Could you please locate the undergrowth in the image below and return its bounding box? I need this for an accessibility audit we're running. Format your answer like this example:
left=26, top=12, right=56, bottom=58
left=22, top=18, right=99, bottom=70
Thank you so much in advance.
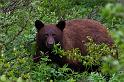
left=30, top=37, right=120, bottom=82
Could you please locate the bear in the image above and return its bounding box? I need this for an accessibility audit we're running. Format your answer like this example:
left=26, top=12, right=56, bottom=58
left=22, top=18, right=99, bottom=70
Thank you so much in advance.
left=33, top=19, right=116, bottom=72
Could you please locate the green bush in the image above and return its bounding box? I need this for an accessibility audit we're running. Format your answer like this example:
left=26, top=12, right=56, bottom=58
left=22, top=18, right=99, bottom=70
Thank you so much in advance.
left=52, top=36, right=118, bottom=72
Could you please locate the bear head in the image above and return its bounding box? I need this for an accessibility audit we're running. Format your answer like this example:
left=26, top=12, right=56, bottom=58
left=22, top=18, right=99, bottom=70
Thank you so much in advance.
left=35, top=20, right=65, bottom=51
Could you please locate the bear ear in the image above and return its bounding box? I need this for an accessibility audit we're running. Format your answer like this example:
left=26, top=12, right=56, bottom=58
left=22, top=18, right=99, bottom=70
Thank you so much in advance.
left=35, top=20, right=44, bottom=31
left=56, top=20, right=66, bottom=31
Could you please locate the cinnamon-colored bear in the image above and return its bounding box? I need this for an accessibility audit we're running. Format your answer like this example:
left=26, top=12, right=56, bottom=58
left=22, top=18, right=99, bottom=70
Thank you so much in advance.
left=33, top=19, right=115, bottom=72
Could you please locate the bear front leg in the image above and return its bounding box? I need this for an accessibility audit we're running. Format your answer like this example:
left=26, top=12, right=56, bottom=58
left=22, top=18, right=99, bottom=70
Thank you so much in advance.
left=33, top=48, right=41, bottom=63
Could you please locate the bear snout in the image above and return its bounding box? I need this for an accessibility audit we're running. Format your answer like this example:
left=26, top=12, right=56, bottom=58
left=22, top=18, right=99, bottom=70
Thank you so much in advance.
left=46, top=36, right=55, bottom=49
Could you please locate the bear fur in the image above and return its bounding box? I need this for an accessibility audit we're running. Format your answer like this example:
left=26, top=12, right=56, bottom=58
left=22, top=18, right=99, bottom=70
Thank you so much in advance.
left=33, top=19, right=115, bottom=72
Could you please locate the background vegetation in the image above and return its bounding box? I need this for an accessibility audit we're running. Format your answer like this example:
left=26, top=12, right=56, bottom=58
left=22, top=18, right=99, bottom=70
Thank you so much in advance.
left=0, top=0, right=124, bottom=82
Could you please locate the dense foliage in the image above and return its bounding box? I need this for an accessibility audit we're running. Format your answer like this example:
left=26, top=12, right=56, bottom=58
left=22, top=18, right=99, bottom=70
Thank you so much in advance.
left=0, top=0, right=124, bottom=82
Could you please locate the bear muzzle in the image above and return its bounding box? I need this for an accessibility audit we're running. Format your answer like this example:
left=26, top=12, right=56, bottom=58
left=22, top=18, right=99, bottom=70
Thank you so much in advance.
left=46, top=36, right=55, bottom=49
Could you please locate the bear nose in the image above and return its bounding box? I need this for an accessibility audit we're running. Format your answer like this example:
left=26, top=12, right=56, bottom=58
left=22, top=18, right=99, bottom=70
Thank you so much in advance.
left=48, top=37, right=54, bottom=44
